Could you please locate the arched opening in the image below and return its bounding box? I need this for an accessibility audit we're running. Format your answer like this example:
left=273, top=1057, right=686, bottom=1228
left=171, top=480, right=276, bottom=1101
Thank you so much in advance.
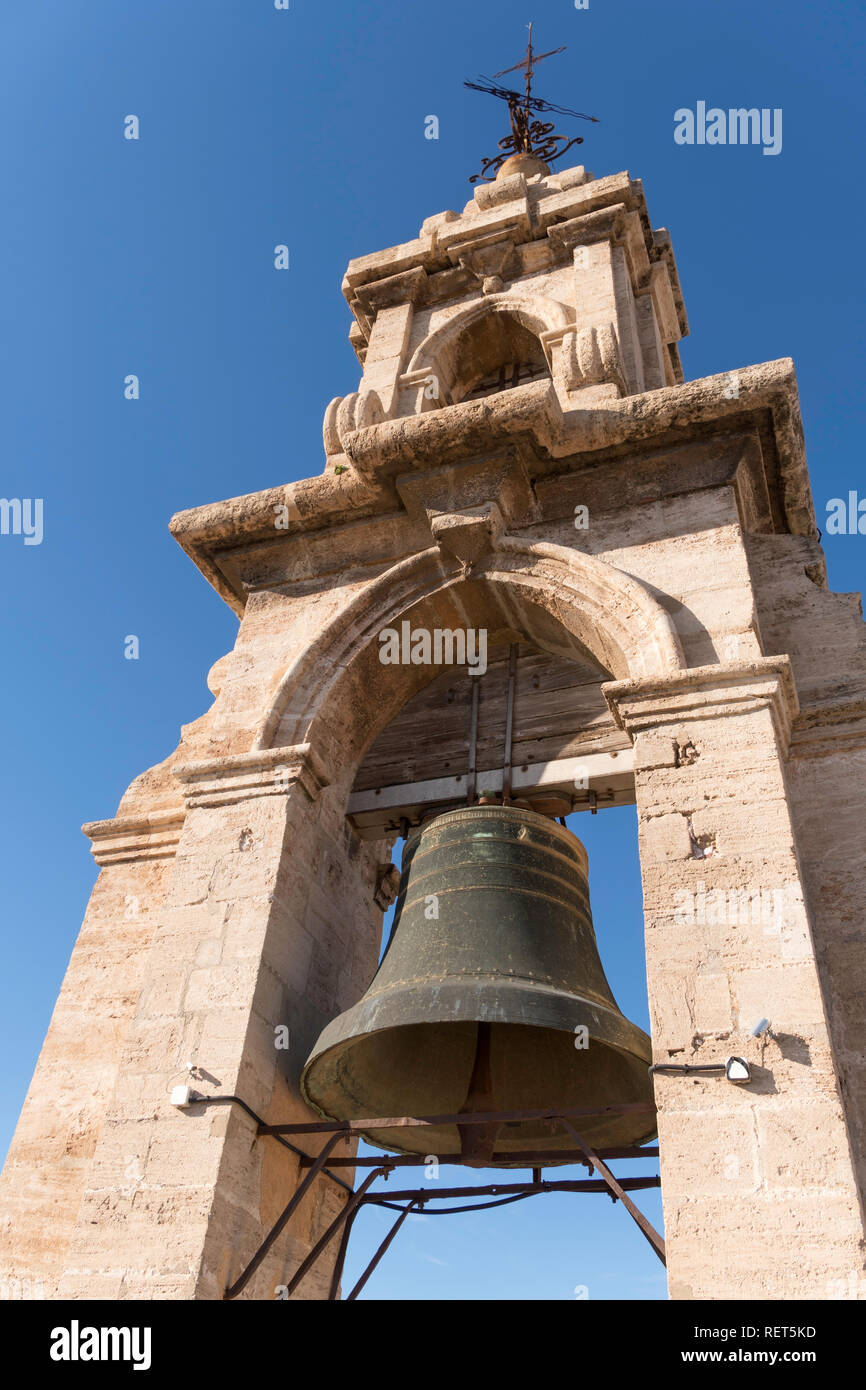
left=323, top=626, right=662, bottom=1299
left=260, top=541, right=684, bottom=760
left=256, top=546, right=681, bottom=1298
left=451, top=314, right=551, bottom=403
left=403, top=295, right=570, bottom=413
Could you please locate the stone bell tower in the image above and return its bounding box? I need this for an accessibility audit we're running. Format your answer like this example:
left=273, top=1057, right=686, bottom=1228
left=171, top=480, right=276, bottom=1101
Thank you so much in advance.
left=2, top=151, right=866, bottom=1301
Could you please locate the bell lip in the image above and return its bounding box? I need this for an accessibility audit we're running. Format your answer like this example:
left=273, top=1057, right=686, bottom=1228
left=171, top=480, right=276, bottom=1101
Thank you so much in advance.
left=350, top=1119, right=660, bottom=1163
left=300, top=980, right=654, bottom=1142
left=302, top=976, right=651, bottom=1068
left=300, top=1008, right=658, bottom=1159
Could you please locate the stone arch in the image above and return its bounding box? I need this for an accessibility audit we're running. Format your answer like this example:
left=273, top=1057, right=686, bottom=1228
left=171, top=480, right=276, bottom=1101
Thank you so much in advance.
left=406, top=294, right=570, bottom=405
left=256, top=539, right=685, bottom=767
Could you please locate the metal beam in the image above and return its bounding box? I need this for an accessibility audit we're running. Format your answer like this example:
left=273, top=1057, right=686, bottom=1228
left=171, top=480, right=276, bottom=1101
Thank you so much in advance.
left=346, top=748, right=635, bottom=838
left=259, top=1101, right=655, bottom=1138
left=297, top=1145, right=660, bottom=1168
left=560, top=1119, right=667, bottom=1266
left=223, top=1131, right=343, bottom=1299
left=363, top=1176, right=660, bottom=1202
left=284, top=1167, right=385, bottom=1298
left=345, top=1200, right=419, bottom=1301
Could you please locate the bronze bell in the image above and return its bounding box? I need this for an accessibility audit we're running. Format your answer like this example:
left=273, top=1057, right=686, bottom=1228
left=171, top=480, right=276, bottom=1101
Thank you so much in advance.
left=301, top=805, right=655, bottom=1163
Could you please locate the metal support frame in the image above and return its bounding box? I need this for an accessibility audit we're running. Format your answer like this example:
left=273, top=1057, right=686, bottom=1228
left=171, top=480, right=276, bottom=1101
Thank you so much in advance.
left=223, top=1131, right=344, bottom=1299
left=216, top=1099, right=664, bottom=1300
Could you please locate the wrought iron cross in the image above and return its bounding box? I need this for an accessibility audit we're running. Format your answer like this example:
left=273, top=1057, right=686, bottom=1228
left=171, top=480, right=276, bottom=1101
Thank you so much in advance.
left=465, top=23, right=598, bottom=184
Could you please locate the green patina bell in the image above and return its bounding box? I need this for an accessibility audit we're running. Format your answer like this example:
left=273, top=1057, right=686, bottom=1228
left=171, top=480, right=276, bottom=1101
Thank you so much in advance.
left=301, top=805, right=655, bottom=1164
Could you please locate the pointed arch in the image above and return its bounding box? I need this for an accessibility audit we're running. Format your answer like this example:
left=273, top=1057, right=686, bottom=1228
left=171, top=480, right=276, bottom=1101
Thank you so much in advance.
left=256, top=539, right=685, bottom=756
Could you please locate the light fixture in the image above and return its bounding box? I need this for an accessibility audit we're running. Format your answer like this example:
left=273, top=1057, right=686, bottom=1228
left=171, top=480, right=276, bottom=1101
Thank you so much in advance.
left=725, top=1056, right=751, bottom=1084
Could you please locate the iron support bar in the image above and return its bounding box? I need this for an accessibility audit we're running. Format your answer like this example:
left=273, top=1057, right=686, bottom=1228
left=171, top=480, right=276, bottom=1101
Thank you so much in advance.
left=184, top=1092, right=353, bottom=1195
left=259, top=1101, right=654, bottom=1138
left=560, top=1119, right=667, bottom=1266
left=502, top=642, right=517, bottom=800
left=223, top=1131, right=343, bottom=1300
left=362, top=1176, right=660, bottom=1203
left=327, top=1203, right=360, bottom=1301
left=283, top=1167, right=385, bottom=1298
left=297, top=1145, right=659, bottom=1168
left=466, top=679, right=480, bottom=804
left=345, top=1200, right=419, bottom=1301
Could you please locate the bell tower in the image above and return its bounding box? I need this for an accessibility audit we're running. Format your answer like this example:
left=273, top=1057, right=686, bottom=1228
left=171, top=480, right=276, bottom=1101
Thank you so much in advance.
left=2, top=146, right=866, bottom=1300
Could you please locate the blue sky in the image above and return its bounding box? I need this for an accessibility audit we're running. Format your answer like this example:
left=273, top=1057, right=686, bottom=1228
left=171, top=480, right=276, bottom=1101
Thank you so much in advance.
left=0, top=0, right=863, bottom=1300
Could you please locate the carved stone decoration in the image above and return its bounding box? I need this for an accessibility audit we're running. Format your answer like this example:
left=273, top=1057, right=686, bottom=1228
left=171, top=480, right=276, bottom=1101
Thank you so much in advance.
left=562, top=322, right=626, bottom=395
left=456, top=239, right=516, bottom=295
left=396, top=449, right=537, bottom=540
left=323, top=388, right=385, bottom=458
left=374, top=862, right=401, bottom=910
left=428, top=502, right=505, bottom=568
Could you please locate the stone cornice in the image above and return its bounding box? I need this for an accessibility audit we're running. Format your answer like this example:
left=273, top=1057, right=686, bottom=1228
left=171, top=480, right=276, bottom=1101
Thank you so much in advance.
left=169, top=358, right=812, bottom=614
left=602, top=656, right=800, bottom=755
left=341, top=169, right=685, bottom=337
left=172, top=744, right=330, bottom=809
left=790, top=680, right=866, bottom=757
left=82, top=808, right=186, bottom=867
left=81, top=747, right=332, bottom=862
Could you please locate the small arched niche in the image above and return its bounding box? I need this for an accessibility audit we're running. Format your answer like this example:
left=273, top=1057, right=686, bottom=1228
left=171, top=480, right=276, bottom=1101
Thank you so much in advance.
left=451, top=314, right=551, bottom=403
left=405, top=298, right=566, bottom=411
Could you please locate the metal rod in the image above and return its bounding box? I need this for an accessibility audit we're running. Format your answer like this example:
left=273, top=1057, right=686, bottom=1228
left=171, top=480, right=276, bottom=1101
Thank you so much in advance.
left=223, top=1131, right=343, bottom=1300
left=466, top=679, right=480, bottom=804
left=502, top=642, right=517, bottom=800
left=259, top=1101, right=655, bottom=1138
left=284, top=1167, right=385, bottom=1298
left=560, top=1119, right=667, bottom=1266
left=186, top=1093, right=353, bottom=1194
left=375, top=1191, right=534, bottom=1216
left=327, top=1203, right=359, bottom=1302
left=362, top=1176, right=660, bottom=1203
left=297, top=1145, right=660, bottom=1168
left=345, top=1201, right=419, bottom=1301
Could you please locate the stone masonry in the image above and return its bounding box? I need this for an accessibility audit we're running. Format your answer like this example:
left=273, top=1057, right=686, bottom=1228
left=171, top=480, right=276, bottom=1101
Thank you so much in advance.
left=1, top=157, right=864, bottom=1299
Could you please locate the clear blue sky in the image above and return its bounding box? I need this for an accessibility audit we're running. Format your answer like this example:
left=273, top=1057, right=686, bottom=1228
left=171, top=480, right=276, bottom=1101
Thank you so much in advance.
left=0, top=0, right=863, bottom=1300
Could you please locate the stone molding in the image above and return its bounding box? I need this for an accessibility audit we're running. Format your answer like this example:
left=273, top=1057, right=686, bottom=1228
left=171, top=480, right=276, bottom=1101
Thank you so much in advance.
left=603, top=656, right=800, bottom=754
left=81, top=746, right=332, bottom=862
left=82, top=808, right=186, bottom=867
left=169, top=358, right=814, bottom=615
left=791, top=682, right=866, bottom=757
left=173, top=744, right=330, bottom=809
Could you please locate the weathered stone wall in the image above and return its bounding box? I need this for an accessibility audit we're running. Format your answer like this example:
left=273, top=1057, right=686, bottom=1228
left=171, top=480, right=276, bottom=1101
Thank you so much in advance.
left=2, top=158, right=864, bottom=1300
left=606, top=662, right=866, bottom=1298
left=0, top=855, right=173, bottom=1296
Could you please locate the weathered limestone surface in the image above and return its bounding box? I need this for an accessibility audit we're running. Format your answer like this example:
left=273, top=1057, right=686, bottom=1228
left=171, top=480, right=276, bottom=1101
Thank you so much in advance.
left=606, top=661, right=866, bottom=1298
left=1, top=159, right=864, bottom=1300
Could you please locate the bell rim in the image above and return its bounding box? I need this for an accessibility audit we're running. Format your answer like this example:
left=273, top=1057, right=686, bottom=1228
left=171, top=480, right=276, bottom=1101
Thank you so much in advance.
left=302, top=986, right=652, bottom=1072
left=300, top=1006, right=657, bottom=1160
left=300, top=979, right=654, bottom=1119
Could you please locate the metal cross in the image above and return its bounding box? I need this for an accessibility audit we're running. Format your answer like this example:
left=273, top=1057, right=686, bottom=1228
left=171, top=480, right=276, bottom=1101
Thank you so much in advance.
left=464, top=24, right=598, bottom=183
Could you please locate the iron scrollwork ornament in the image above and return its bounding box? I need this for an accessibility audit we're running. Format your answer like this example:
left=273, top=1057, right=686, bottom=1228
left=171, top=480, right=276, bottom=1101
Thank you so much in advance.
left=465, top=26, right=598, bottom=185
